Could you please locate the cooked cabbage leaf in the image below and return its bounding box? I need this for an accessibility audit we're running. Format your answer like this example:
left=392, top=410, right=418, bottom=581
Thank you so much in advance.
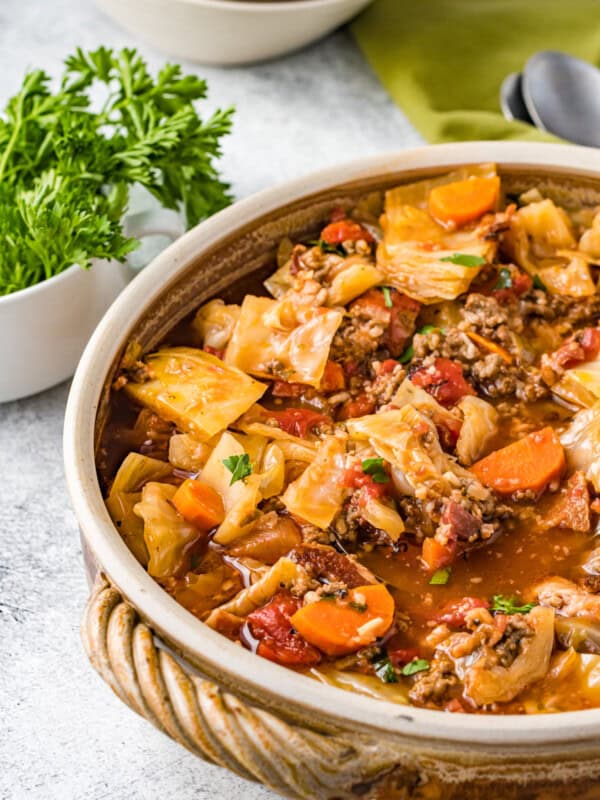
left=346, top=406, right=450, bottom=494
left=109, top=451, right=173, bottom=496
left=168, top=434, right=212, bottom=472
left=456, top=395, right=499, bottom=466
left=225, top=296, right=342, bottom=388
left=282, top=434, right=348, bottom=528
left=377, top=204, right=496, bottom=303
left=124, top=347, right=267, bottom=441
left=309, top=666, right=409, bottom=705
left=361, top=496, right=405, bottom=542
left=105, top=490, right=148, bottom=566
left=561, top=404, right=600, bottom=492
left=200, top=431, right=262, bottom=544
left=192, top=299, right=240, bottom=351
left=326, top=256, right=383, bottom=306
left=134, top=482, right=201, bottom=579
left=204, top=557, right=309, bottom=625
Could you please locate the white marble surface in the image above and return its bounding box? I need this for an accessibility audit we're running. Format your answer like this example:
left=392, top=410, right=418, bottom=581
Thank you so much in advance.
left=0, top=4, right=421, bottom=799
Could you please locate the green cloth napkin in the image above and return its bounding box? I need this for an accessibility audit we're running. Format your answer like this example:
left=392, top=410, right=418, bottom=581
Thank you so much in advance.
left=352, top=0, right=600, bottom=143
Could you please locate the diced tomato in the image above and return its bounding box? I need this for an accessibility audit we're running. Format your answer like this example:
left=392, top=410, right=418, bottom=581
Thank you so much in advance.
left=320, top=219, right=374, bottom=245
left=409, top=358, right=475, bottom=408
left=320, top=360, right=346, bottom=392
left=492, top=271, right=532, bottom=304
left=445, top=698, right=467, bottom=713
left=203, top=345, right=225, bottom=359
left=434, top=597, right=490, bottom=627
left=378, top=359, right=399, bottom=375
left=343, top=462, right=389, bottom=500
left=343, top=360, right=361, bottom=378
left=547, top=327, right=600, bottom=371
left=270, top=407, right=331, bottom=438
left=581, top=327, right=600, bottom=359
left=337, top=393, right=376, bottom=420
left=271, top=381, right=306, bottom=398
left=350, top=288, right=421, bottom=357
left=247, top=592, right=321, bottom=667
left=436, top=416, right=463, bottom=450
left=388, top=648, right=421, bottom=668
left=541, top=471, right=591, bottom=533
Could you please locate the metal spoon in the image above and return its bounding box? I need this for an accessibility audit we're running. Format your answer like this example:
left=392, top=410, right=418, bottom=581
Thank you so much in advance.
left=523, top=50, right=600, bottom=146
left=500, top=72, right=534, bottom=125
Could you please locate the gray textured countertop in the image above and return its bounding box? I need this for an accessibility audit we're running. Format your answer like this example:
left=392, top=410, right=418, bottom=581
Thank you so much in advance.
left=0, top=3, right=421, bottom=798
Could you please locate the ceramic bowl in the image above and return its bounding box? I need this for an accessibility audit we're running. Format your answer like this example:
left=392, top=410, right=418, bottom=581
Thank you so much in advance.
left=96, top=0, right=374, bottom=66
left=0, top=204, right=182, bottom=404
left=65, top=142, right=600, bottom=798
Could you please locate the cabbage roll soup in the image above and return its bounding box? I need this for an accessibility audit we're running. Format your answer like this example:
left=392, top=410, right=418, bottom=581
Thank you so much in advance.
left=100, top=164, right=600, bottom=714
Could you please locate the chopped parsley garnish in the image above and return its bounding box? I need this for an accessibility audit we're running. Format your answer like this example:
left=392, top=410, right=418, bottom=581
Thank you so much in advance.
left=397, top=344, right=414, bottom=364
left=381, top=286, right=393, bottom=308
left=222, top=453, right=252, bottom=485
left=349, top=601, right=368, bottom=613
left=533, top=274, right=548, bottom=291
left=311, top=238, right=345, bottom=256
left=493, top=268, right=513, bottom=290
left=401, top=658, right=430, bottom=676
left=490, top=594, right=536, bottom=615
left=361, top=457, right=389, bottom=484
left=429, top=567, right=451, bottom=586
left=373, top=657, right=398, bottom=684
left=319, top=593, right=338, bottom=601
left=440, top=253, right=487, bottom=268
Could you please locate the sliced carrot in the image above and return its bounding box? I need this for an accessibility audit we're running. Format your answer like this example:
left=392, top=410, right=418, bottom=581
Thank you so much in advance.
left=466, top=331, right=513, bottom=364
left=428, top=176, right=500, bottom=227
left=320, top=359, right=345, bottom=392
left=290, top=584, right=394, bottom=656
left=172, top=478, right=225, bottom=530
left=422, top=537, right=456, bottom=572
left=471, top=427, right=566, bottom=496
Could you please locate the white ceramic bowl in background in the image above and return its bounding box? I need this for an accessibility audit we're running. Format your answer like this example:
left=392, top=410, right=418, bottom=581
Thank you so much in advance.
left=0, top=204, right=182, bottom=404
left=96, top=0, right=374, bottom=66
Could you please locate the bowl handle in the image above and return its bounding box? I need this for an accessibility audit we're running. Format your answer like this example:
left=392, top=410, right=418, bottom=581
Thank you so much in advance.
left=81, top=573, right=401, bottom=798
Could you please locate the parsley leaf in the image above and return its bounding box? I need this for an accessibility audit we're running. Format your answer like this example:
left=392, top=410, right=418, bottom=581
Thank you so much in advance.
left=349, top=601, right=368, bottom=613
left=429, top=567, right=451, bottom=586
left=222, top=453, right=252, bottom=485
left=533, top=274, right=548, bottom=292
left=490, top=595, right=536, bottom=615
left=381, top=286, right=393, bottom=308
left=401, top=658, right=430, bottom=676
left=311, top=238, right=345, bottom=256
left=440, top=253, right=487, bottom=268
left=362, top=457, right=389, bottom=484
left=0, top=47, right=234, bottom=296
left=373, top=657, right=398, bottom=684
left=397, top=344, right=414, bottom=365
left=493, top=268, right=513, bottom=290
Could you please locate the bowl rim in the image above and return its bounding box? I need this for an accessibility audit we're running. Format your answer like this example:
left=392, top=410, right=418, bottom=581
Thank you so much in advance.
left=141, top=0, right=371, bottom=12
left=65, top=140, right=600, bottom=748
left=0, top=263, right=83, bottom=308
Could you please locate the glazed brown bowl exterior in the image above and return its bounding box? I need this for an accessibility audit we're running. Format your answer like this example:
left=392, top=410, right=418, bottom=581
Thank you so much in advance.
left=65, top=142, right=600, bottom=799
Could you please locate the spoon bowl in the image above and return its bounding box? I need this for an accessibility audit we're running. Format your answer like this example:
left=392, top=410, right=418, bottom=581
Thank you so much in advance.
left=523, top=50, right=600, bottom=147
left=500, top=72, right=533, bottom=124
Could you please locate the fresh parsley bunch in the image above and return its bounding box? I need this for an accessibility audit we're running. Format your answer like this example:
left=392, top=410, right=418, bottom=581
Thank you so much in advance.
left=0, top=47, right=234, bottom=296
